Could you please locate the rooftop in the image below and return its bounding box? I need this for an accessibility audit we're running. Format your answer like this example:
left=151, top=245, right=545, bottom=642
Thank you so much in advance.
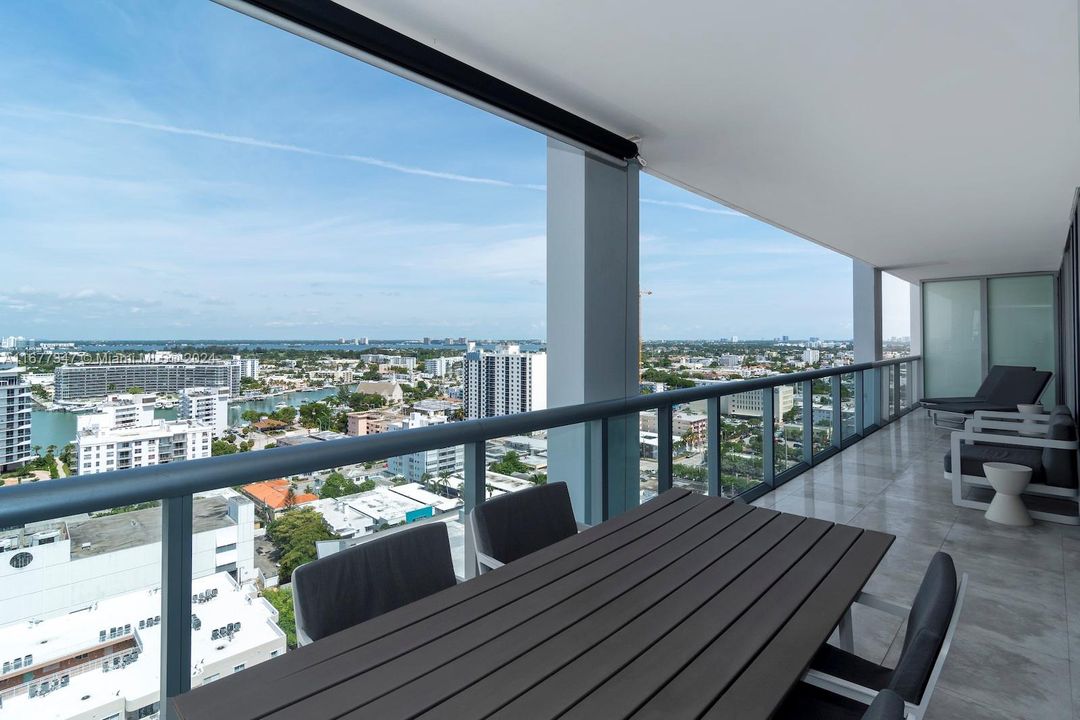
left=67, top=496, right=235, bottom=559
left=0, top=572, right=284, bottom=719
left=241, top=479, right=318, bottom=511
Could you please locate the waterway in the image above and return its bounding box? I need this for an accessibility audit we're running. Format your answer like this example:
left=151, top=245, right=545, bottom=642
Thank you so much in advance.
left=30, top=386, right=342, bottom=452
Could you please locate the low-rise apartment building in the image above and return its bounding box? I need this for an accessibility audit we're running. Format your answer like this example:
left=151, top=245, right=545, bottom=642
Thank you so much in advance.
left=76, top=419, right=212, bottom=475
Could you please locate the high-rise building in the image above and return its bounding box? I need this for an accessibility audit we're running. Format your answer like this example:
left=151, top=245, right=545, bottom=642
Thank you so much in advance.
left=387, top=413, right=464, bottom=482
left=802, top=348, right=822, bottom=364
left=179, top=387, right=231, bottom=436
left=76, top=419, right=212, bottom=475
left=463, top=344, right=547, bottom=419
left=231, top=355, right=260, bottom=380
left=0, top=363, right=33, bottom=473
left=54, top=361, right=241, bottom=400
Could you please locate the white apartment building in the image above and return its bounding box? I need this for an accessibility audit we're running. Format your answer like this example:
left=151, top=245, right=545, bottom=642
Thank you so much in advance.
left=387, top=413, right=465, bottom=482
left=359, top=353, right=417, bottom=370
left=55, top=361, right=242, bottom=400
left=179, top=386, right=230, bottom=436
left=76, top=419, right=212, bottom=476
left=232, top=355, right=260, bottom=379
left=0, top=493, right=255, bottom=627
left=75, top=393, right=156, bottom=435
left=463, top=344, right=547, bottom=419
left=0, top=570, right=282, bottom=720
left=722, top=385, right=796, bottom=418
left=0, top=363, right=33, bottom=473
left=802, top=348, right=822, bottom=364
left=424, top=356, right=459, bottom=377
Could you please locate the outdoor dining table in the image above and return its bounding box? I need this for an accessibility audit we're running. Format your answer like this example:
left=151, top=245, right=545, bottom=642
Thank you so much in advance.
left=173, top=487, right=893, bottom=720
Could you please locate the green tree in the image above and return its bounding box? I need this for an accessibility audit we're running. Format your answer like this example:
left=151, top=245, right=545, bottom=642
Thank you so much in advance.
left=261, top=587, right=297, bottom=648
left=320, top=471, right=360, bottom=499
left=489, top=451, right=530, bottom=475
left=126, top=386, right=144, bottom=394
left=270, top=406, right=297, bottom=424
left=241, top=410, right=264, bottom=423
left=212, top=439, right=238, bottom=456
left=299, top=401, right=333, bottom=430
left=267, top=507, right=337, bottom=582
left=347, top=393, right=387, bottom=411
left=357, top=478, right=376, bottom=492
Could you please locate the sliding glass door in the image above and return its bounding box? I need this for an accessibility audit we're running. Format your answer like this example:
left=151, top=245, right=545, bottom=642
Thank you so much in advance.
left=988, top=275, right=1056, bottom=405
left=922, top=274, right=1057, bottom=404
left=923, top=279, right=982, bottom=398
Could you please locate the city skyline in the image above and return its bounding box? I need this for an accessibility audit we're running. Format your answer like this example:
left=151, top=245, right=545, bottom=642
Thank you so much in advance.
left=1, top=0, right=909, bottom=341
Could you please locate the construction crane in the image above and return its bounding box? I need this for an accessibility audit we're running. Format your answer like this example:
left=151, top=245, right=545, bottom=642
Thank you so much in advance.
left=639, top=289, right=653, bottom=372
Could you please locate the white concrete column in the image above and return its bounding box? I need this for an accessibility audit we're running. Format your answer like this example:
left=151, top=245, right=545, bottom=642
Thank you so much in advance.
left=546, top=138, right=639, bottom=523
left=853, top=260, right=883, bottom=427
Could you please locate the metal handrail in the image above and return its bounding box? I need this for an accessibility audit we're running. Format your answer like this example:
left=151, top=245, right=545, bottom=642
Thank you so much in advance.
left=0, top=355, right=917, bottom=528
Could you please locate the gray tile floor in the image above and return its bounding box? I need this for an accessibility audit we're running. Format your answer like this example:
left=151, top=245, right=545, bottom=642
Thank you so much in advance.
left=752, top=410, right=1079, bottom=719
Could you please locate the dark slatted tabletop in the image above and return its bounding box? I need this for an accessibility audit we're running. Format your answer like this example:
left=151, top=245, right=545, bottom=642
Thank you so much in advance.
left=174, top=488, right=893, bottom=720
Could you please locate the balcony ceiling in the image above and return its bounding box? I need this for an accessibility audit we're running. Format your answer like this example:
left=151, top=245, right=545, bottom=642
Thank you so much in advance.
left=337, top=0, right=1080, bottom=282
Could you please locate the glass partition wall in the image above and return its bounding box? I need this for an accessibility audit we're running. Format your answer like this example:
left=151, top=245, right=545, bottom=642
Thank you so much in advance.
left=922, top=274, right=1058, bottom=404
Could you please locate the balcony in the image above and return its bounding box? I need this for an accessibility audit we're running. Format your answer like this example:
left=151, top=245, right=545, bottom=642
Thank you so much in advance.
left=3, top=0, right=1079, bottom=718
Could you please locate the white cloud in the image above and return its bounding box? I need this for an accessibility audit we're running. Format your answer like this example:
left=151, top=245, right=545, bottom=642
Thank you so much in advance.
left=0, top=105, right=544, bottom=191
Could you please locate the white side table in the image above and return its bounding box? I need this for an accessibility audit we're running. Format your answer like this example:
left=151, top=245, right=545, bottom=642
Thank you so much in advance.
left=1017, top=403, right=1044, bottom=437
left=982, top=462, right=1034, bottom=526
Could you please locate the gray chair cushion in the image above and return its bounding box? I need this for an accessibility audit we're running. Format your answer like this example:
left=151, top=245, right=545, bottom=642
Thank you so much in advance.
left=811, top=643, right=892, bottom=690
left=773, top=686, right=905, bottom=720
left=986, top=370, right=1052, bottom=406
left=1042, top=414, right=1078, bottom=488
left=888, top=628, right=942, bottom=703
left=809, top=553, right=956, bottom=706
left=292, top=522, right=456, bottom=644
left=863, top=690, right=906, bottom=720
left=944, top=444, right=1045, bottom=481
left=922, top=365, right=1034, bottom=405
left=472, top=481, right=579, bottom=565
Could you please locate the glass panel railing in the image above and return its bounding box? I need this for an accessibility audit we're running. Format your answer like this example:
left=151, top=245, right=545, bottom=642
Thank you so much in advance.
left=773, top=383, right=803, bottom=476
left=811, top=377, right=833, bottom=456
left=671, top=402, right=708, bottom=496
left=840, top=372, right=857, bottom=440
left=719, top=390, right=764, bottom=498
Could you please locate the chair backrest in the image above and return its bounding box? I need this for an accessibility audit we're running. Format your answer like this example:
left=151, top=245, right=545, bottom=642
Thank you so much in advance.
left=987, top=369, right=1052, bottom=406
left=472, top=481, right=578, bottom=565
left=862, top=689, right=905, bottom=720
left=889, top=552, right=956, bottom=703
left=1042, top=410, right=1078, bottom=488
left=977, top=365, right=1035, bottom=399
left=292, top=522, right=456, bottom=645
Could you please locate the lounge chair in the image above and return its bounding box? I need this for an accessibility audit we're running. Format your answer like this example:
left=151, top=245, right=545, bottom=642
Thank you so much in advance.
left=921, top=365, right=1033, bottom=406
left=926, top=369, right=1051, bottom=429
left=945, top=405, right=1079, bottom=524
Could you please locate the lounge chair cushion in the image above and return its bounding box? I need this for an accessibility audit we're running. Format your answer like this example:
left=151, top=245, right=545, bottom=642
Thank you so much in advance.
left=1042, top=414, right=1078, bottom=488
left=944, top=444, right=1045, bottom=481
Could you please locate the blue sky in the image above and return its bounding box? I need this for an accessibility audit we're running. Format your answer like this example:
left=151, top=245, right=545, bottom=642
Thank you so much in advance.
left=0, top=1, right=905, bottom=341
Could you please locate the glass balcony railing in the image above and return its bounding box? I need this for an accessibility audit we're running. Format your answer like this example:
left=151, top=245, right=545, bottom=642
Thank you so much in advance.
left=0, top=355, right=918, bottom=718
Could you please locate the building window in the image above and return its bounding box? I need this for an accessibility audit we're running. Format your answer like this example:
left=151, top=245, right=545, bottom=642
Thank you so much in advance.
left=233, top=663, right=245, bottom=672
